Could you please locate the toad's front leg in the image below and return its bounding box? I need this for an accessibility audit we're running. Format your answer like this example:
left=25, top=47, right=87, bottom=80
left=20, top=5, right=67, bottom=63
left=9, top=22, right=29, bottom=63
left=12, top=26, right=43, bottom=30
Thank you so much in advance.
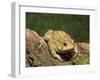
left=51, top=49, right=63, bottom=62
left=48, top=44, right=63, bottom=61
left=74, top=43, right=80, bottom=57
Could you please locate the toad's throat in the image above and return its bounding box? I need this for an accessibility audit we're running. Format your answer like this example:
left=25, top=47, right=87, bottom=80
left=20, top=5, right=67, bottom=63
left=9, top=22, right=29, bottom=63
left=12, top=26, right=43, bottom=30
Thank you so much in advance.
left=56, top=49, right=75, bottom=61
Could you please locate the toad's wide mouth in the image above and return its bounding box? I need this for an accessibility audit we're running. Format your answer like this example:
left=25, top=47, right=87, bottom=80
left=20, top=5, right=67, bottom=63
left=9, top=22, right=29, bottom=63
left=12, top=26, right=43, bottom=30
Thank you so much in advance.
left=57, top=49, right=75, bottom=61
left=57, top=48, right=74, bottom=54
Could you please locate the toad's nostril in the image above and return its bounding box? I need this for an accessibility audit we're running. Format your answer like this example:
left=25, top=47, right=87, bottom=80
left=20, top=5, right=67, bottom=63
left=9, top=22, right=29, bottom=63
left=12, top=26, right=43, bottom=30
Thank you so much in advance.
left=63, top=43, right=67, bottom=46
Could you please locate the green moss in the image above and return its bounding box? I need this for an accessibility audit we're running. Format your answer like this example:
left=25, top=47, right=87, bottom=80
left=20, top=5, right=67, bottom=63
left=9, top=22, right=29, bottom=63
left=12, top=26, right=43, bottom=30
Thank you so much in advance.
left=72, top=52, right=89, bottom=65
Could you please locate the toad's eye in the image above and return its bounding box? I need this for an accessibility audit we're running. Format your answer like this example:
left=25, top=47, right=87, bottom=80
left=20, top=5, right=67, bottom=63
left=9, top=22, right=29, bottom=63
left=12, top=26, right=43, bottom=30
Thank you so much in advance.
left=63, top=43, right=67, bottom=46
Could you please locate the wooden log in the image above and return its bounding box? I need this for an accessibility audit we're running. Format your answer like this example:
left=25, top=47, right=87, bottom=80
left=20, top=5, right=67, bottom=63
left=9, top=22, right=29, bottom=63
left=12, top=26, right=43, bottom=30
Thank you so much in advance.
left=78, top=42, right=89, bottom=53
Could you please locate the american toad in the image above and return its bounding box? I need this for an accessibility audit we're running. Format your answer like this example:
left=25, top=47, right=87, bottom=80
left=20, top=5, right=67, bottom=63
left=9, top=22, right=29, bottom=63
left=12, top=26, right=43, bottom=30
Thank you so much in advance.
left=40, top=29, right=79, bottom=61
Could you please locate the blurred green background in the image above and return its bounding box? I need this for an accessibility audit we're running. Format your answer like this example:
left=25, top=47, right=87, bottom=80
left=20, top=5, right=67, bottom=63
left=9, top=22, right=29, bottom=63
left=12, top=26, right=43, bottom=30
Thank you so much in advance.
left=26, top=12, right=89, bottom=42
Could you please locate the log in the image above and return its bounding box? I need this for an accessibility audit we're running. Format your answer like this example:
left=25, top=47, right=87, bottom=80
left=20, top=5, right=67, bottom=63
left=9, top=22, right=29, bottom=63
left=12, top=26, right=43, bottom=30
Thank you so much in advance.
left=78, top=42, right=89, bottom=53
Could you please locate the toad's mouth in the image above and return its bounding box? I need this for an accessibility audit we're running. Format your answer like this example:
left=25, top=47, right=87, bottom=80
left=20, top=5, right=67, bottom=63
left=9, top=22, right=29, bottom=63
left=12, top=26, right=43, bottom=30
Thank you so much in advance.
left=56, top=49, right=75, bottom=61
left=57, top=48, right=74, bottom=53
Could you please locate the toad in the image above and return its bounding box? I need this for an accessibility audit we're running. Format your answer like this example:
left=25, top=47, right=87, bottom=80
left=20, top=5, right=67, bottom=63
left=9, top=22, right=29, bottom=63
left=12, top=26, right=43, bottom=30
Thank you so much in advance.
left=40, top=29, right=79, bottom=61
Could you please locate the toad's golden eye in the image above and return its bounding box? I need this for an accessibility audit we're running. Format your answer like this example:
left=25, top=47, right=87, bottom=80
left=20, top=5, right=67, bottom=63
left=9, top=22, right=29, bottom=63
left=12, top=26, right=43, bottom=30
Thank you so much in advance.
left=63, top=42, right=67, bottom=46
